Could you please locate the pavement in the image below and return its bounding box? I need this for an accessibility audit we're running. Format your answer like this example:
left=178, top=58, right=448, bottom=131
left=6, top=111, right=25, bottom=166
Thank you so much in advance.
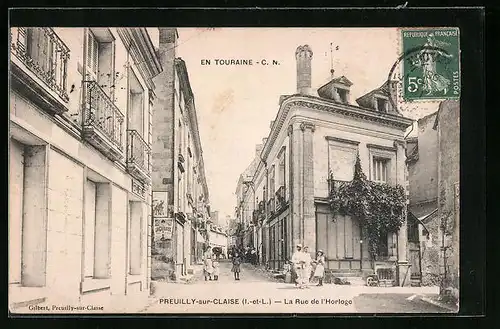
left=142, top=260, right=454, bottom=314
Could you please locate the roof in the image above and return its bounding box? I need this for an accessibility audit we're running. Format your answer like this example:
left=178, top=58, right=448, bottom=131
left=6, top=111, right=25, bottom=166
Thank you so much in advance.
left=409, top=201, right=438, bottom=222
left=355, top=81, right=390, bottom=107
left=317, top=75, right=354, bottom=102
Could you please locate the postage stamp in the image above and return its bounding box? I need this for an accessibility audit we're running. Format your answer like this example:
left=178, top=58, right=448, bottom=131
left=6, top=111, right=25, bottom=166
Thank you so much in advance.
left=9, top=22, right=462, bottom=315
left=401, top=28, right=461, bottom=101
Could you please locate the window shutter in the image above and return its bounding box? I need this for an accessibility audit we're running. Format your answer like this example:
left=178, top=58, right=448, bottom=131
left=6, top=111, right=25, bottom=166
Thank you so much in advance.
left=86, top=31, right=98, bottom=78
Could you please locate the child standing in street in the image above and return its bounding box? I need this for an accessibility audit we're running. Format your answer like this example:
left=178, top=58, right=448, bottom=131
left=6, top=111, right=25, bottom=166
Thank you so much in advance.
left=313, top=250, right=326, bottom=286
left=231, top=252, right=241, bottom=280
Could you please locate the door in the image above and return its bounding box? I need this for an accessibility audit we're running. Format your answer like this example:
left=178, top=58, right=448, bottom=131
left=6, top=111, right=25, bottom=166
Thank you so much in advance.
left=409, top=242, right=422, bottom=281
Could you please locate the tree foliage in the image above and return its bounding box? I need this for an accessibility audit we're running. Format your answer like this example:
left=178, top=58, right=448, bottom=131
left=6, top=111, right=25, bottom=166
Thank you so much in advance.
left=328, top=153, right=406, bottom=257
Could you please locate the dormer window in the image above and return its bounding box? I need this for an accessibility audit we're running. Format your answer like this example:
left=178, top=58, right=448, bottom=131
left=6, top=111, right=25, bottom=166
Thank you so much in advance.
left=337, top=88, right=349, bottom=104
left=376, top=97, right=389, bottom=113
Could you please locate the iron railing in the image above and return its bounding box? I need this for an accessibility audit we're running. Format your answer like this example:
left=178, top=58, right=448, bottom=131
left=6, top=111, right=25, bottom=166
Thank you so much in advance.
left=327, top=178, right=350, bottom=193
left=10, top=27, right=70, bottom=102
left=126, top=129, right=150, bottom=173
left=82, top=80, right=124, bottom=150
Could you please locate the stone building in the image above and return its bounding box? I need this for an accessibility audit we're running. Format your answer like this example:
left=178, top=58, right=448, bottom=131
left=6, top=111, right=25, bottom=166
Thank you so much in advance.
left=9, top=27, right=161, bottom=311
left=234, top=143, right=262, bottom=250
left=151, top=28, right=211, bottom=280
left=406, top=112, right=440, bottom=286
left=434, top=100, right=460, bottom=302
left=244, top=44, right=415, bottom=285
left=207, top=224, right=229, bottom=258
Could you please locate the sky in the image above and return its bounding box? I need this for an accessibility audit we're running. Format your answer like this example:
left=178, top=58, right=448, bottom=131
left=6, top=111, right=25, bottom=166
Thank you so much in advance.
left=150, top=28, right=439, bottom=219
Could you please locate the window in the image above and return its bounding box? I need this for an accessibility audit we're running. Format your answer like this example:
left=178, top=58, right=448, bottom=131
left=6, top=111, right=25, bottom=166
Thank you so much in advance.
left=376, top=97, right=389, bottom=113
left=178, top=120, right=183, bottom=154
left=278, top=149, right=286, bottom=188
left=337, top=88, right=349, bottom=104
left=84, top=179, right=111, bottom=279
left=328, top=141, right=358, bottom=182
left=128, top=69, right=144, bottom=136
left=85, top=29, right=115, bottom=99
left=269, top=165, right=275, bottom=196
left=377, top=232, right=397, bottom=258
left=129, top=201, right=143, bottom=275
left=86, top=31, right=99, bottom=79
left=9, top=140, right=48, bottom=287
left=372, top=158, right=389, bottom=183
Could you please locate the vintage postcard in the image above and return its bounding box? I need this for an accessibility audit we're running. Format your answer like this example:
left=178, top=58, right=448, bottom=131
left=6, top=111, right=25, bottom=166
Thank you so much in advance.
left=9, top=26, right=460, bottom=314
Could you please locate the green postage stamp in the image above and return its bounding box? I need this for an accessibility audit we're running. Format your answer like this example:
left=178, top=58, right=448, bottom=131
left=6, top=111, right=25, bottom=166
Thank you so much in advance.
left=401, top=28, right=461, bottom=101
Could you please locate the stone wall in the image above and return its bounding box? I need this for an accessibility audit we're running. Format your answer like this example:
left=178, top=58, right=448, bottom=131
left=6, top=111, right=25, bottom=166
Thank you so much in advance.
left=436, top=100, right=460, bottom=302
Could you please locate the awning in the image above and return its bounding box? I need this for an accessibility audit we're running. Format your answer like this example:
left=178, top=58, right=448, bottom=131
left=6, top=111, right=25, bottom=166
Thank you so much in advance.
left=408, top=208, right=438, bottom=236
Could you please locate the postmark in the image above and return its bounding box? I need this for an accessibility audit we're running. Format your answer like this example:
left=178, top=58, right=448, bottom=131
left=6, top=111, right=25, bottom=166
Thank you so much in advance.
left=401, top=28, right=460, bottom=101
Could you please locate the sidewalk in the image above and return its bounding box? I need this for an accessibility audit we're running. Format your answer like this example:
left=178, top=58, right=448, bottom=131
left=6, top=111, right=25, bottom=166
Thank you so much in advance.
left=420, top=294, right=459, bottom=312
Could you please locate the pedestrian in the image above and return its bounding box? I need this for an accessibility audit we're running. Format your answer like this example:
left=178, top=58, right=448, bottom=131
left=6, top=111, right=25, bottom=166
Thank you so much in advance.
left=291, top=243, right=304, bottom=288
left=250, top=248, right=257, bottom=265
left=313, top=250, right=326, bottom=286
left=203, top=247, right=214, bottom=281
left=302, top=246, right=313, bottom=287
left=231, top=251, right=241, bottom=280
left=212, top=253, right=220, bottom=281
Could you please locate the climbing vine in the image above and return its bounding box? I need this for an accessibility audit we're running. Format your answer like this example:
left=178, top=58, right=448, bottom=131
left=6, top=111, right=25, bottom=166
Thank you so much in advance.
left=328, top=153, right=406, bottom=257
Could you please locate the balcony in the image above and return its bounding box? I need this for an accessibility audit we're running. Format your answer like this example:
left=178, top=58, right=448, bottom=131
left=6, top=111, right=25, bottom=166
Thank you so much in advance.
left=275, top=185, right=287, bottom=211
left=126, top=130, right=151, bottom=182
left=10, top=27, right=70, bottom=115
left=327, top=179, right=350, bottom=194
left=82, top=80, right=124, bottom=162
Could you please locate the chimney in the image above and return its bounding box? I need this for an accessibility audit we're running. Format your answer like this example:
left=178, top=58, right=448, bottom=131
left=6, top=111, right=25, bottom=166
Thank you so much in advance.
left=270, top=120, right=275, bottom=129
left=295, top=45, right=313, bottom=95
left=262, top=137, right=268, bottom=145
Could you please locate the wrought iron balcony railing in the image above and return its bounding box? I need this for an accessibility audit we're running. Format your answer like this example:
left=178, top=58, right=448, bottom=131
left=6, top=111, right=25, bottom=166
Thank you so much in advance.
left=126, top=129, right=151, bottom=181
left=10, top=27, right=70, bottom=102
left=327, top=178, right=350, bottom=194
left=82, top=80, right=124, bottom=153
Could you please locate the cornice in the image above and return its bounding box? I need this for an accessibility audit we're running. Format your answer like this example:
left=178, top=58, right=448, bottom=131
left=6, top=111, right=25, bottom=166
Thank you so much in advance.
left=117, top=28, right=162, bottom=91
left=262, top=95, right=413, bottom=160
left=367, top=143, right=397, bottom=152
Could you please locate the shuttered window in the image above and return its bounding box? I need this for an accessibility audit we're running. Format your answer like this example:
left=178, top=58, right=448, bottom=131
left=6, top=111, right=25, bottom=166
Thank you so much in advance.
left=86, top=30, right=99, bottom=79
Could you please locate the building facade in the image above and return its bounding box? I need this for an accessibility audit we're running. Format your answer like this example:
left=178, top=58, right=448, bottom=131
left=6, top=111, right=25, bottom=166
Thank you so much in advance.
left=245, top=45, right=414, bottom=285
left=9, top=27, right=161, bottom=311
left=234, top=144, right=262, bottom=250
left=151, top=28, right=211, bottom=279
left=406, top=112, right=440, bottom=286
left=207, top=224, right=229, bottom=258
left=434, top=100, right=460, bottom=302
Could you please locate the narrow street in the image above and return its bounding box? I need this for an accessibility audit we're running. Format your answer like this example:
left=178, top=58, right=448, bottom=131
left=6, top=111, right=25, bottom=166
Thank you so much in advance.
left=144, top=260, right=451, bottom=314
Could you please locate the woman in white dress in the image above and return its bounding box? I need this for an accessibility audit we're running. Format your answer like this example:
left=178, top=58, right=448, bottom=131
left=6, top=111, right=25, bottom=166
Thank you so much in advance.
left=203, top=248, right=214, bottom=281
